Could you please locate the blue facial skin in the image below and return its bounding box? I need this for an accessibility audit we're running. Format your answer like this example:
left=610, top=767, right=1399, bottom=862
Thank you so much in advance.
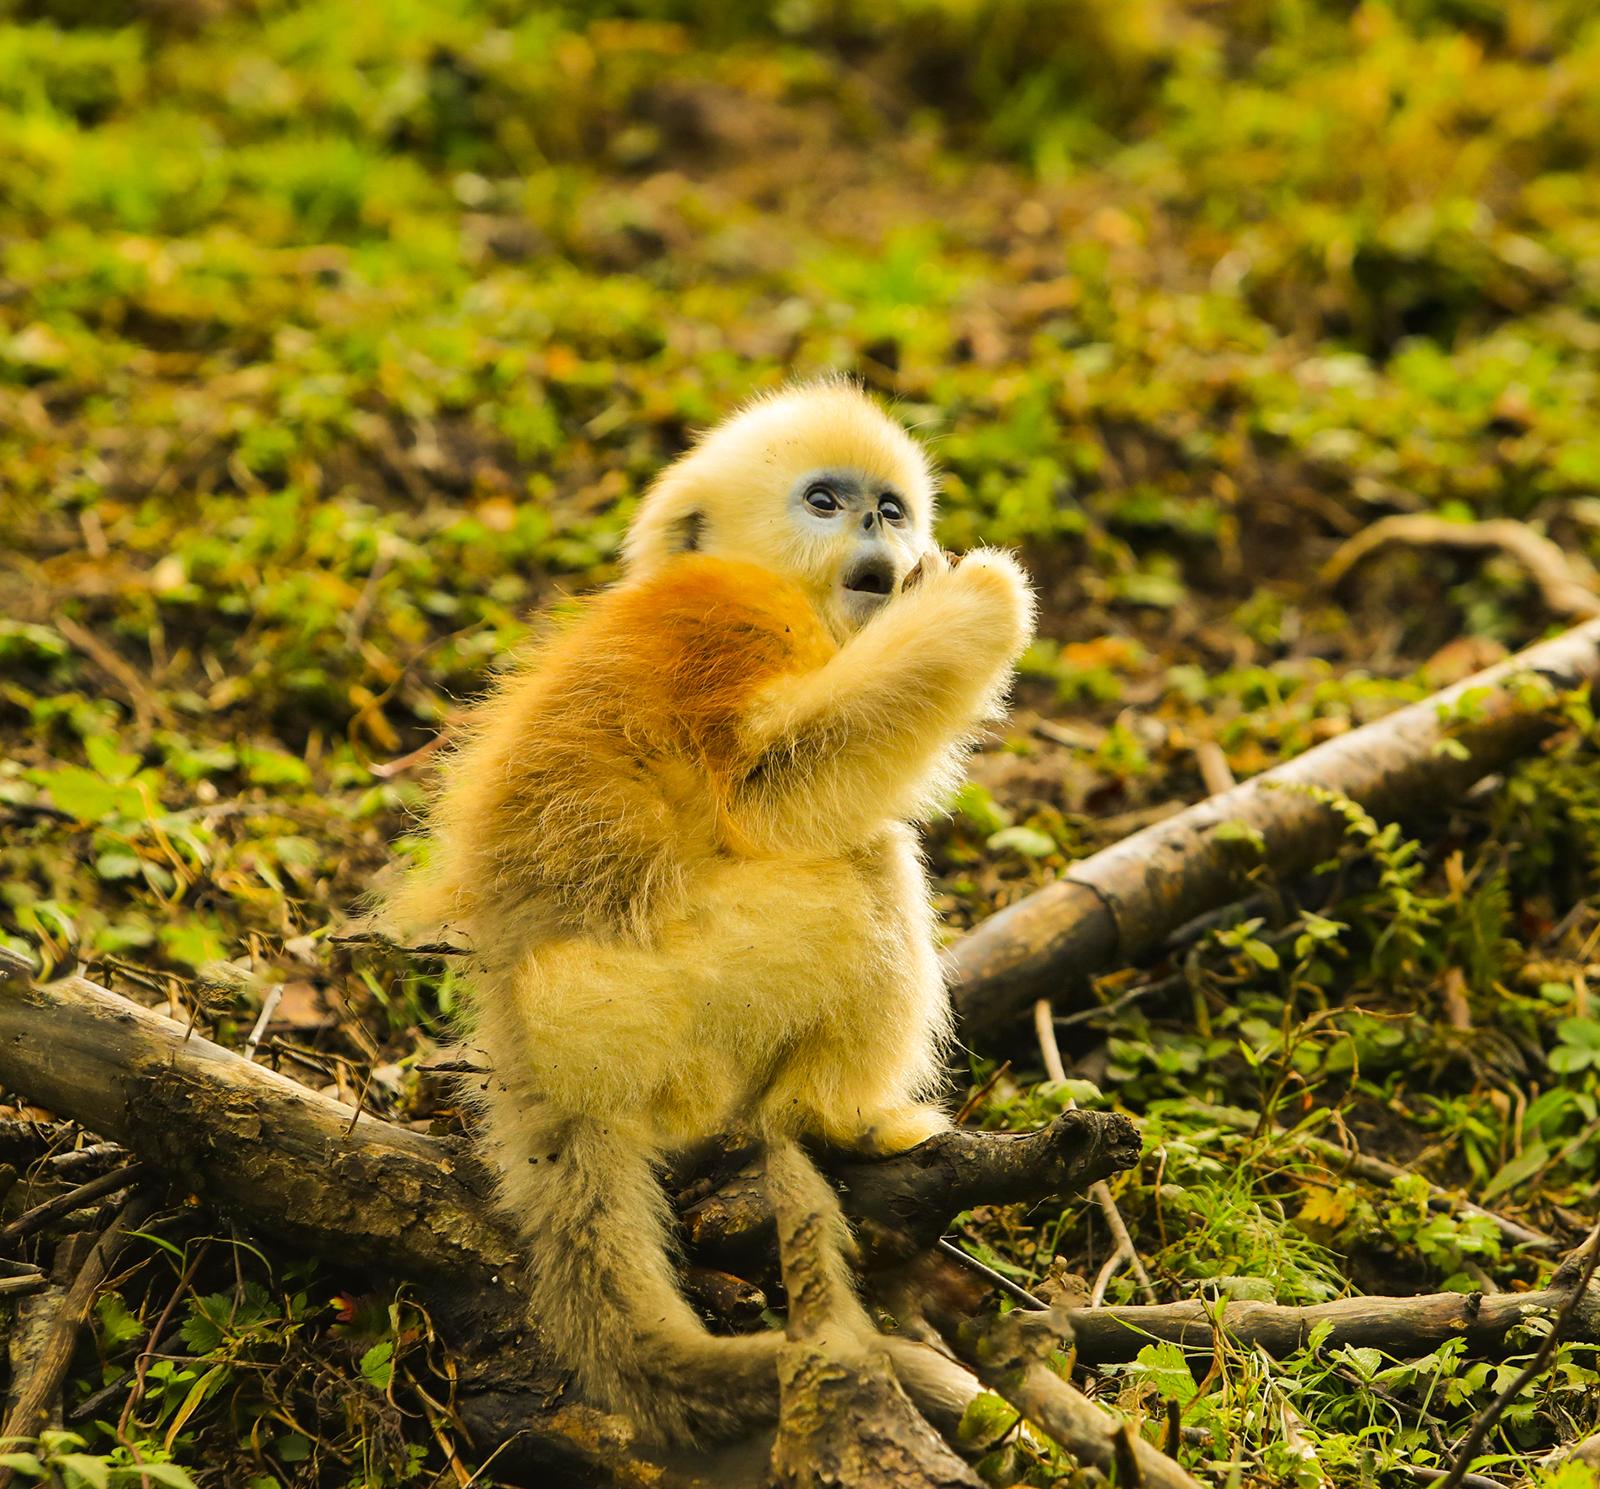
left=789, top=468, right=914, bottom=627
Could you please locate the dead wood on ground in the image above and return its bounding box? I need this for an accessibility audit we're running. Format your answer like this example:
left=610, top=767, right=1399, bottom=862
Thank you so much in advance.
left=951, top=614, right=1600, bottom=1043
left=0, top=959, right=1133, bottom=1486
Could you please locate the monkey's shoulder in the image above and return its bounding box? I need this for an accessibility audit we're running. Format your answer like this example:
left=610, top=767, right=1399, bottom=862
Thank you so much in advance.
left=592, top=555, right=836, bottom=694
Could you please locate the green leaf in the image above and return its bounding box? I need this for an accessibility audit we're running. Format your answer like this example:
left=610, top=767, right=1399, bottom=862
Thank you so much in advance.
left=31, top=767, right=141, bottom=821
left=179, top=1297, right=224, bottom=1355
left=159, top=924, right=227, bottom=971
left=986, top=825, right=1057, bottom=858
left=1482, top=1141, right=1549, bottom=1201
left=96, top=1293, right=144, bottom=1348
left=947, top=781, right=1011, bottom=835
left=58, top=1454, right=111, bottom=1489
left=85, top=736, right=140, bottom=783
left=162, top=1364, right=225, bottom=1451
left=1243, top=938, right=1280, bottom=970
left=1131, top=1341, right=1200, bottom=1405
left=359, top=1340, right=394, bottom=1392
left=241, top=747, right=311, bottom=787
left=1214, top=819, right=1266, bottom=855
left=956, top=1390, right=1018, bottom=1449
left=1337, top=1345, right=1384, bottom=1379
left=0, top=1454, right=45, bottom=1479
left=124, top=1466, right=198, bottom=1489
left=93, top=851, right=144, bottom=883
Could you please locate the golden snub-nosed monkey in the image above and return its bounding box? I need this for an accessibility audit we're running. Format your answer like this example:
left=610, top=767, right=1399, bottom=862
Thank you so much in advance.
left=390, top=379, right=1036, bottom=1443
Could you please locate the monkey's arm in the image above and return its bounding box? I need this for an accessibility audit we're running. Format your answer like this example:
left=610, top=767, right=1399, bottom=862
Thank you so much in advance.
left=739, top=550, right=1034, bottom=843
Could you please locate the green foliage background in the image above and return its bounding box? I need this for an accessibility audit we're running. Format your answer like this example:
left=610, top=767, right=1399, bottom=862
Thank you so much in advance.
left=4, top=1, right=1600, bottom=1485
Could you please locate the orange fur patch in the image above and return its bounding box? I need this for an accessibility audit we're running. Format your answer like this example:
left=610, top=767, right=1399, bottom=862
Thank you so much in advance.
left=404, top=555, right=835, bottom=942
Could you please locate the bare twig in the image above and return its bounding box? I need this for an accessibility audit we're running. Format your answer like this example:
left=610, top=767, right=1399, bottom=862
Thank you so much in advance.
left=1194, top=740, right=1237, bottom=797
left=52, top=616, right=173, bottom=735
left=242, top=985, right=283, bottom=1064
left=0, top=1162, right=149, bottom=1247
left=952, top=1059, right=1010, bottom=1125
left=1322, top=514, right=1600, bottom=622
left=1435, top=1225, right=1600, bottom=1489
left=1033, top=997, right=1155, bottom=1306
left=118, top=1242, right=210, bottom=1435
left=933, top=1238, right=1046, bottom=1312
left=0, top=1193, right=159, bottom=1485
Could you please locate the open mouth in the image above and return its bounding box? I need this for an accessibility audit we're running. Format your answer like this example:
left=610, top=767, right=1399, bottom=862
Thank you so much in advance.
left=843, top=558, right=895, bottom=598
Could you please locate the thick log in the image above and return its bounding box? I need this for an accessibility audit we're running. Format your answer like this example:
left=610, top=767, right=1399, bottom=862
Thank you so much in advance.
left=684, top=1110, right=1140, bottom=1266
left=0, top=963, right=515, bottom=1286
left=951, top=615, right=1600, bottom=1043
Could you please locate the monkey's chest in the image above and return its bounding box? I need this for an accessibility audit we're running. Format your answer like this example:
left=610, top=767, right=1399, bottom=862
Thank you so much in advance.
left=677, top=838, right=937, bottom=1041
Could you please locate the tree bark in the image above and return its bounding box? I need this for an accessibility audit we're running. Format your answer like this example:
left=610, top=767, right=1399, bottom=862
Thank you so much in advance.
left=683, top=1111, right=1140, bottom=1267
left=950, top=614, right=1600, bottom=1043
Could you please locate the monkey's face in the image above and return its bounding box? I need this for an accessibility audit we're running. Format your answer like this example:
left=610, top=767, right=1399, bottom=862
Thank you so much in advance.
left=781, top=467, right=930, bottom=636
left=622, top=382, right=939, bottom=636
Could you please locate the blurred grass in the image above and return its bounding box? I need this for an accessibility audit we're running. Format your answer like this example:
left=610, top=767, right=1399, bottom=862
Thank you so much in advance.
left=5, top=1, right=1600, bottom=1485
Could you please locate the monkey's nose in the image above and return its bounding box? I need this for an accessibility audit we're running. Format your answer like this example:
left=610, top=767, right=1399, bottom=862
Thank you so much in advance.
left=843, top=556, right=895, bottom=596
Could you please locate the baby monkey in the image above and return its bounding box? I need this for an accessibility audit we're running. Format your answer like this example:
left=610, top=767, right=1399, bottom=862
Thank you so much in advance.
left=393, top=380, right=1035, bottom=1443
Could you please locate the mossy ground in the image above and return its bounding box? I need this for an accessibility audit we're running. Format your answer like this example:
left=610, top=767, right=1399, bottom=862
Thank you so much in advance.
left=4, top=2, right=1600, bottom=1485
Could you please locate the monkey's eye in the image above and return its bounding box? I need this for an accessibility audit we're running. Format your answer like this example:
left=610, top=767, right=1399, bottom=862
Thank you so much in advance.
left=804, top=483, right=842, bottom=515
left=878, top=494, right=907, bottom=524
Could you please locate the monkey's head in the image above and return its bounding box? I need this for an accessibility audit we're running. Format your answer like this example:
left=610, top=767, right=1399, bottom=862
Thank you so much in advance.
left=623, top=380, right=938, bottom=639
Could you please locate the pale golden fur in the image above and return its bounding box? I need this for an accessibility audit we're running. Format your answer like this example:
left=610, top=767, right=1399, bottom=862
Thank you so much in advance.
left=391, top=381, right=1034, bottom=1443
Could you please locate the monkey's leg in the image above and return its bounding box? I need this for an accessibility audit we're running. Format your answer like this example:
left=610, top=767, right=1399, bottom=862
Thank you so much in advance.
left=510, top=1115, right=783, bottom=1445
left=763, top=1139, right=985, bottom=1436
left=763, top=1138, right=875, bottom=1340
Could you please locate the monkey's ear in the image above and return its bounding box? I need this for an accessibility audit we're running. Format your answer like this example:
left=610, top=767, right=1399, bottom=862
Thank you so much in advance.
left=668, top=510, right=705, bottom=554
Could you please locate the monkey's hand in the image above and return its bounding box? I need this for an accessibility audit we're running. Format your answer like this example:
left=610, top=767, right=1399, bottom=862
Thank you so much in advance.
left=897, top=545, right=1035, bottom=665
left=740, top=545, right=1035, bottom=844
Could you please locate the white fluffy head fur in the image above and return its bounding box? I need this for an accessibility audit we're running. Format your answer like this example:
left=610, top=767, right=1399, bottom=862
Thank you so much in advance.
left=623, top=380, right=938, bottom=639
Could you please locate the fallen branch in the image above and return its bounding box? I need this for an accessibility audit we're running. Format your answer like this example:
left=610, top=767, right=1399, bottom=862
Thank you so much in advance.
left=0, top=1193, right=159, bottom=1485
left=1052, top=1267, right=1600, bottom=1365
left=951, top=614, right=1600, bottom=1042
left=957, top=1310, right=1205, bottom=1489
left=1321, top=515, right=1600, bottom=622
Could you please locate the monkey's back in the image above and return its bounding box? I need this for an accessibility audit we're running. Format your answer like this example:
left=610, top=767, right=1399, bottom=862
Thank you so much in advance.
left=399, top=556, right=837, bottom=955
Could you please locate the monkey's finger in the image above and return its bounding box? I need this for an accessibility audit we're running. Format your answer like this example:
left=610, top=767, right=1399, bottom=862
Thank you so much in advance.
left=901, top=548, right=953, bottom=593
